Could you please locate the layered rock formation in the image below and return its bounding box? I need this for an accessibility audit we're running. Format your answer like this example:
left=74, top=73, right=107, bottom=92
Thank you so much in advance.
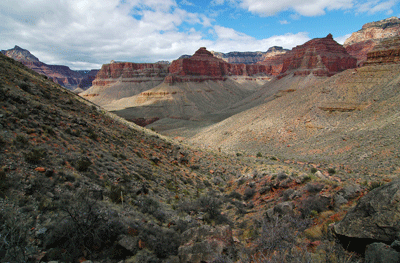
left=1, top=45, right=95, bottom=91
left=92, top=62, right=169, bottom=86
left=80, top=62, right=169, bottom=106
left=344, top=17, right=400, bottom=65
left=261, top=34, right=357, bottom=77
left=211, top=46, right=288, bottom=64
left=364, top=36, right=400, bottom=65
left=165, top=47, right=269, bottom=84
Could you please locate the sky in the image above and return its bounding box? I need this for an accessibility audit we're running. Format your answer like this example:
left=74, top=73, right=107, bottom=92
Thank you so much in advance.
left=1, top=0, right=399, bottom=70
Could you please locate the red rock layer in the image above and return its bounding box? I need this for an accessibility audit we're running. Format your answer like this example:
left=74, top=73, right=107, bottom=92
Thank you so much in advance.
left=261, top=34, right=357, bottom=76
left=92, top=62, right=169, bottom=86
left=166, top=47, right=269, bottom=84
left=344, top=17, right=400, bottom=66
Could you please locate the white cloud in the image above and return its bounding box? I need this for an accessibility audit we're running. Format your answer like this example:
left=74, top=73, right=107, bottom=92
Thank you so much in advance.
left=209, top=26, right=310, bottom=52
left=355, top=0, right=398, bottom=15
left=280, top=20, right=290, bottom=24
left=335, top=34, right=352, bottom=45
left=237, top=0, right=354, bottom=17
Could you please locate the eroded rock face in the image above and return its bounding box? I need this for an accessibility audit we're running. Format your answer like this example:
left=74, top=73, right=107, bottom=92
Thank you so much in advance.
left=211, top=47, right=288, bottom=64
left=92, top=62, right=169, bottom=86
left=364, top=36, right=400, bottom=65
left=334, top=180, right=400, bottom=245
left=344, top=17, right=400, bottom=65
left=261, top=34, right=356, bottom=76
left=1, top=46, right=90, bottom=91
left=166, top=47, right=269, bottom=84
left=178, top=225, right=234, bottom=263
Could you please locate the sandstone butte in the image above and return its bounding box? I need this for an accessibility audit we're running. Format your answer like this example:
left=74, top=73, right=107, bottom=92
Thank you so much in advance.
left=91, top=62, right=169, bottom=87
left=260, top=34, right=357, bottom=77
left=164, top=47, right=270, bottom=84
left=344, top=16, right=400, bottom=66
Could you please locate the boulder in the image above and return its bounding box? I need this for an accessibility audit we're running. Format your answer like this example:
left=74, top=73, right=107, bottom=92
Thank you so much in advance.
left=334, top=180, right=400, bottom=251
left=178, top=225, right=234, bottom=263
left=365, top=242, right=400, bottom=263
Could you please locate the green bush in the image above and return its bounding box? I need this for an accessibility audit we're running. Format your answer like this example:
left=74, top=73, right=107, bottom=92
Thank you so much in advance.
left=75, top=156, right=92, bottom=172
left=256, top=152, right=263, bottom=157
left=45, top=193, right=124, bottom=261
left=24, top=148, right=47, bottom=164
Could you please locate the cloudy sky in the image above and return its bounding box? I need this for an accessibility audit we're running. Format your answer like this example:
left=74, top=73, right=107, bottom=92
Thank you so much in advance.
left=1, top=0, right=399, bottom=70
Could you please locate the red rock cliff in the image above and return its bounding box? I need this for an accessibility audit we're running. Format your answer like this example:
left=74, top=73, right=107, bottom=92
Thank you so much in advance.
left=261, top=34, right=357, bottom=76
left=92, top=62, right=169, bottom=86
left=344, top=17, right=400, bottom=65
left=166, top=47, right=269, bottom=84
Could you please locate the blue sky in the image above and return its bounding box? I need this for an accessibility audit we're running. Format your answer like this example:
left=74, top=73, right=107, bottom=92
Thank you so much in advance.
left=1, top=0, right=399, bottom=69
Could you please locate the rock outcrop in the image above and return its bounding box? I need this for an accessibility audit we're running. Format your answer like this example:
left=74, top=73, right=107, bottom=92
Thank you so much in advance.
left=344, top=17, right=400, bottom=65
left=334, top=180, right=400, bottom=252
left=261, top=34, right=357, bottom=76
left=91, top=62, right=169, bottom=86
left=77, top=69, right=100, bottom=90
left=211, top=47, right=288, bottom=64
left=1, top=45, right=95, bottom=91
left=364, top=36, right=400, bottom=65
left=166, top=47, right=270, bottom=84
left=1, top=46, right=92, bottom=90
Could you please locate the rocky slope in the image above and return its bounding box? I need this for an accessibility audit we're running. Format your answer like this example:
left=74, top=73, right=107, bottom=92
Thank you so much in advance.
left=189, top=39, right=400, bottom=177
left=344, top=16, right=400, bottom=65
left=2, top=43, right=397, bottom=263
left=261, top=34, right=357, bottom=76
left=1, top=45, right=95, bottom=91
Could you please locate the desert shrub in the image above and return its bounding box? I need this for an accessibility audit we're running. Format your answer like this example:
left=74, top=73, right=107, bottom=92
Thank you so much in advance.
left=256, top=214, right=311, bottom=261
left=244, top=187, right=256, bottom=201
left=109, top=184, right=125, bottom=204
left=310, top=167, right=318, bottom=174
left=328, top=168, right=336, bottom=175
left=13, top=134, right=29, bottom=148
left=75, top=156, right=92, bottom=172
left=138, top=224, right=180, bottom=259
left=43, top=125, right=56, bottom=136
left=270, top=156, right=277, bottom=161
left=86, top=127, right=98, bottom=140
left=256, top=152, right=263, bottom=158
left=368, top=181, right=385, bottom=191
left=0, top=204, right=34, bottom=262
left=18, top=82, right=31, bottom=93
left=136, top=196, right=167, bottom=223
left=299, top=195, right=331, bottom=218
left=0, top=169, right=9, bottom=197
left=45, top=193, right=124, bottom=261
left=24, top=147, right=47, bottom=164
left=228, top=191, right=243, bottom=200
left=304, top=182, right=325, bottom=193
